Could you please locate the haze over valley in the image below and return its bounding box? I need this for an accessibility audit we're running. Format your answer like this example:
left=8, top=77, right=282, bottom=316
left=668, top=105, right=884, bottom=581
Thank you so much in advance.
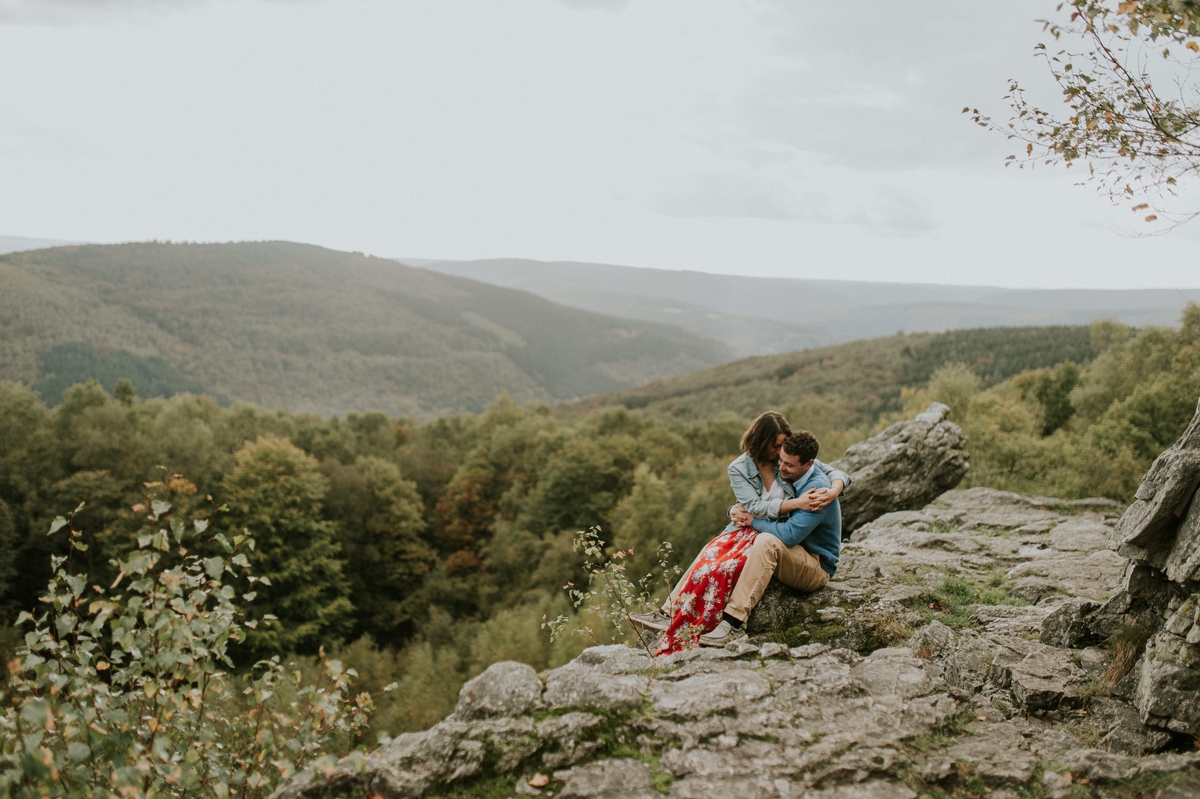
left=415, top=257, right=1200, bottom=356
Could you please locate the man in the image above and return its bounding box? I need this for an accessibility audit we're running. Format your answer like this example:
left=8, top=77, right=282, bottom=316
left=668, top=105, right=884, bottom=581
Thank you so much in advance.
left=631, top=430, right=842, bottom=647
left=700, top=430, right=841, bottom=646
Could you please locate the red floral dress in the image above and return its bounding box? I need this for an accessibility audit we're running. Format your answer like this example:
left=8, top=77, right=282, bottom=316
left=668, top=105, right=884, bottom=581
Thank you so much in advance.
left=655, top=527, right=758, bottom=656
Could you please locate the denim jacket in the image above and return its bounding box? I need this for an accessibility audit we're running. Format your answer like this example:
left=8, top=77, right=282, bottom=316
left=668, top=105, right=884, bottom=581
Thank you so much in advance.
left=723, top=451, right=851, bottom=532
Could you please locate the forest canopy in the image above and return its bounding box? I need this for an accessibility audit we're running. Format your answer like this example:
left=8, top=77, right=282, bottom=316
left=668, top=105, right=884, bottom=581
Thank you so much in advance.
left=1, top=311, right=1196, bottom=746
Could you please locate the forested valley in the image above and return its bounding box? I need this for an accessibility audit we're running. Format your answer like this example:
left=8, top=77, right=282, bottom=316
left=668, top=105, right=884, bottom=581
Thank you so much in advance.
left=1, top=308, right=1197, bottom=770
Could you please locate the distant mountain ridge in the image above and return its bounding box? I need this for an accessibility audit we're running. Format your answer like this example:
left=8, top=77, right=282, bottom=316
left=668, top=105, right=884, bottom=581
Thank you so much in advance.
left=0, top=242, right=733, bottom=417
left=0, top=234, right=74, bottom=255
left=409, top=257, right=1200, bottom=355
left=555, top=325, right=1101, bottom=437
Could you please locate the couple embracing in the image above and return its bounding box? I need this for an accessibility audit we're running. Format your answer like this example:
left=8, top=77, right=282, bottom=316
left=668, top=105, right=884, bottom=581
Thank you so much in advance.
left=630, top=411, right=849, bottom=654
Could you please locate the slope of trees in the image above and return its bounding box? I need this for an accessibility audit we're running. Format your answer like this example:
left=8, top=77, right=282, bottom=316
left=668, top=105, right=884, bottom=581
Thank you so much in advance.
left=0, top=242, right=733, bottom=417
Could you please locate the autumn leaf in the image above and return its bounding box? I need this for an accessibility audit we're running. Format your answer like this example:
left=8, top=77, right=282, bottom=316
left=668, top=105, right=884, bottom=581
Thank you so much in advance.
left=1145, top=214, right=1158, bottom=221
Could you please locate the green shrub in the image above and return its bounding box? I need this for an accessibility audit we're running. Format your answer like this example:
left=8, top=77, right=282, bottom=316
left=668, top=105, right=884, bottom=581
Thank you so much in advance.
left=0, top=501, right=375, bottom=798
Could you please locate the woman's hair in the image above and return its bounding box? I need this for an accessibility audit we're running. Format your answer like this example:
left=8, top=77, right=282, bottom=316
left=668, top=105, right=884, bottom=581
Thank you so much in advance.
left=740, top=411, right=792, bottom=464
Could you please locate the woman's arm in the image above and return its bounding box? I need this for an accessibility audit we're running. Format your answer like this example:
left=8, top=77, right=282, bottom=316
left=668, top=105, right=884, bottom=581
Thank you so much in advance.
left=779, top=460, right=848, bottom=512
left=814, top=459, right=851, bottom=493
left=779, top=478, right=844, bottom=512
left=727, top=459, right=783, bottom=520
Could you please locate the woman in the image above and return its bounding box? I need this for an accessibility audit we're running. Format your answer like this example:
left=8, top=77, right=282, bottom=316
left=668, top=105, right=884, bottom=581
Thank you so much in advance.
left=629, top=411, right=850, bottom=654
left=725, top=411, right=847, bottom=530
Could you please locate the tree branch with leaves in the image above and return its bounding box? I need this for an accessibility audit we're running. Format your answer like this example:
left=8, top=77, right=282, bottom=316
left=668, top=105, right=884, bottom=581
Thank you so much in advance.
left=972, top=0, right=1200, bottom=229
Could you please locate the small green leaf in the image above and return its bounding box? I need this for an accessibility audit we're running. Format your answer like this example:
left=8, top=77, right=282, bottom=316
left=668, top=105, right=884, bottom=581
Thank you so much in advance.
left=48, top=517, right=68, bottom=535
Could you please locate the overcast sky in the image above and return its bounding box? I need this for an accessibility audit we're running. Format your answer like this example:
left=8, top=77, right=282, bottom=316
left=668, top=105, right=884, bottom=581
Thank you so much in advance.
left=1, top=0, right=1197, bottom=289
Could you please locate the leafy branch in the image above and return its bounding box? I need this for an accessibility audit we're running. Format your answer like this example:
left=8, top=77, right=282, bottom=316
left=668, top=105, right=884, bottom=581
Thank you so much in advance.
left=971, top=0, right=1200, bottom=229
left=542, top=526, right=681, bottom=659
left=0, top=490, right=378, bottom=799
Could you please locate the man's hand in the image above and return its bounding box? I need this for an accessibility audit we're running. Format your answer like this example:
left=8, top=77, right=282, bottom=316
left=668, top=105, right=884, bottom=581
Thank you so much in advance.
left=730, top=505, right=754, bottom=527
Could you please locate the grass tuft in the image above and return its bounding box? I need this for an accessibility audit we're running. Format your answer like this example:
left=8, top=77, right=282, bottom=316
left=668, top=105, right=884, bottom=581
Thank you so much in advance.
left=905, top=575, right=1029, bottom=629
left=1102, top=623, right=1153, bottom=690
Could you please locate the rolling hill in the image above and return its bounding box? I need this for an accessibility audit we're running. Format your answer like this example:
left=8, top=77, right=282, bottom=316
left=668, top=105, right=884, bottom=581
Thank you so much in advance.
left=410, top=257, right=1200, bottom=356
left=0, top=242, right=734, bottom=417
left=555, top=325, right=1099, bottom=428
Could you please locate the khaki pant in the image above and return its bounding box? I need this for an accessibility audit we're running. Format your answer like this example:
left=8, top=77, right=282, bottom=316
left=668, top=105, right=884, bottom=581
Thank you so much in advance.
left=667, top=534, right=830, bottom=622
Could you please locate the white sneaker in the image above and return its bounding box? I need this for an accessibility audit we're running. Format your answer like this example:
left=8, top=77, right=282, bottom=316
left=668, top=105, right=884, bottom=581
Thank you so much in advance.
left=627, top=609, right=672, bottom=632
left=699, top=619, right=747, bottom=647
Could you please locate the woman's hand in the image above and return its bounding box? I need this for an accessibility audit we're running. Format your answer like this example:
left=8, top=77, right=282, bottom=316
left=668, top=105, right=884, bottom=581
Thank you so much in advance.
left=781, top=490, right=819, bottom=512
left=729, top=504, right=754, bottom=527
left=783, top=479, right=845, bottom=512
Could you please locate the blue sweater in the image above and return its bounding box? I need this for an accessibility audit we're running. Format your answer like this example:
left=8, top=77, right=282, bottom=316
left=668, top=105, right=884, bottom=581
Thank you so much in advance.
left=749, top=466, right=842, bottom=576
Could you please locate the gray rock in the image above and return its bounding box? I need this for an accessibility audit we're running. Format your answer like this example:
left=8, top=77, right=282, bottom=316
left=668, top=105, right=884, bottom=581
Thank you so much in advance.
left=537, top=712, right=606, bottom=768
left=759, top=642, right=789, bottom=659
left=907, top=621, right=955, bottom=659
left=1111, top=397, right=1200, bottom=576
left=1004, top=646, right=1087, bottom=711
left=669, top=775, right=783, bottom=799
left=647, top=669, right=772, bottom=719
left=1134, top=636, right=1200, bottom=735
left=807, top=780, right=917, bottom=799
left=971, top=604, right=1055, bottom=638
left=1039, top=598, right=1103, bottom=648
left=454, top=661, right=543, bottom=720
left=573, top=644, right=655, bottom=675
left=791, top=643, right=830, bottom=659
left=943, top=631, right=994, bottom=694
left=1106, top=399, right=1200, bottom=738
left=1157, top=768, right=1200, bottom=799
left=555, top=759, right=660, bottom=799
left=543, top=663, right=645, bottom=714
left=852, top=649, right=937, bottom=698
left=831, top=402, right=969, bottom=535
left=1009, top=576, right=1061, bottom=603
left=1062, top=748, right=1140, bottom=780
left=1100, top=713, right=1174, bottom=756
left=938, top=722, right=1036, bottom=784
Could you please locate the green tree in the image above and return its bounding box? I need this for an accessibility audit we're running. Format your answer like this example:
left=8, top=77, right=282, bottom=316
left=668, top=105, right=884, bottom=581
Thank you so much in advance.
left=220, top=435, right=353, bottom=658
left=322, top=456, right=433, bottom=646
left=610, top=464, right=674, bottom=581
left=928, top=362, right=982, bottom=423
left=1025, top=362, right=1081, bottom=435
left=0, top=500, right=15, bottom=622
left=0, top=382, right=57, bottom=514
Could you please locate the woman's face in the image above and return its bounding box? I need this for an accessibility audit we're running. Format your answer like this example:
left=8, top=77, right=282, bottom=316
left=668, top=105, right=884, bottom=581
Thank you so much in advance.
left=767, top=432, right=786, bottom=462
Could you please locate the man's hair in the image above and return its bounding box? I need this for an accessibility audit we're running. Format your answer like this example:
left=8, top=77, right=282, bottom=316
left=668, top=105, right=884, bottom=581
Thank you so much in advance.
left=782, top=430, right=819, bottom=464
left=740, top=411, right=792, bottom=464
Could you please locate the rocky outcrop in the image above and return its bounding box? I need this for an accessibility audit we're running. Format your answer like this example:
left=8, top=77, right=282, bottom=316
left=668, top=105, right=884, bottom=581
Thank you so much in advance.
left=272, top=639, right=1199, bottom=799
left=1081, top=398, right=1200, bottom=741
left=831, top=403, right=969, bottom=535
left=272, top=486, right=1200, bottom=799
left=746, top=487, right=1125, bottom=645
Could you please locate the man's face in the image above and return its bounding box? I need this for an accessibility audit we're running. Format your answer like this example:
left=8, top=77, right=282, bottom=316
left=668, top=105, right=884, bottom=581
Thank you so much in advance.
left=778, top=450, right=814, bottom=481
